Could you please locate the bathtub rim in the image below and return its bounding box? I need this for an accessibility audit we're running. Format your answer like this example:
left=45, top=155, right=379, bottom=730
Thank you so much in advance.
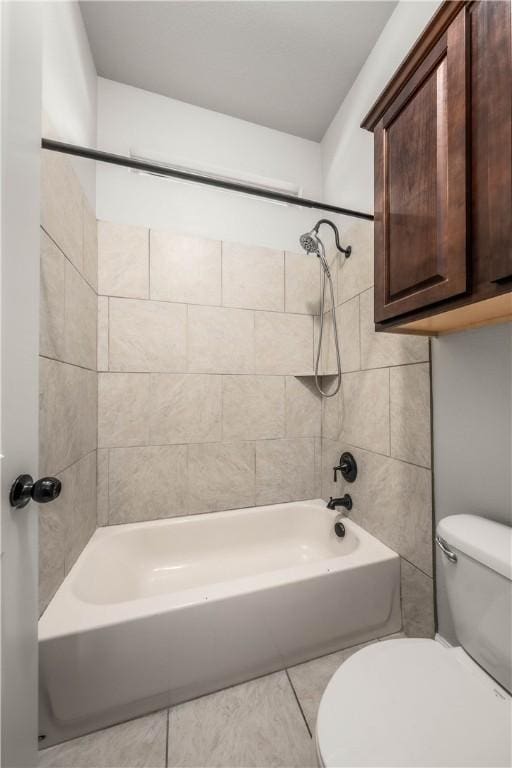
left=39, top=499, right=399, bottom=641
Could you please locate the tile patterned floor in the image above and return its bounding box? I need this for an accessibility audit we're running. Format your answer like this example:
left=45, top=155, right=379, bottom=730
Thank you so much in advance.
left=39, top=633, right=405, bottom=768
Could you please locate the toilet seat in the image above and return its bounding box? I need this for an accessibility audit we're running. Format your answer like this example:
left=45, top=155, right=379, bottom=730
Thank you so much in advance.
left=315, top=638, right=511, bottom=768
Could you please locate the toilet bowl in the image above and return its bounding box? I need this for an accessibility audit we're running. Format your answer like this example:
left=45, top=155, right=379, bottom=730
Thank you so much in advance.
left=315, top=514, right=512, bottom=767
left=315, top=638, right=511, bottom=767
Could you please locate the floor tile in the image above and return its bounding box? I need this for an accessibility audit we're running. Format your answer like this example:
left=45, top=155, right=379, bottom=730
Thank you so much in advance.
left=168, top=672, right=315, bottom=768
left=39, top=710, right=167, bottom=768
left=287, top=642, right=373, bottom=734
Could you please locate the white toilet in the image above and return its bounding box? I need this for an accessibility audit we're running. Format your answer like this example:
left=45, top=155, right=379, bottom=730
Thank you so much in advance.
left=315, top=514, right=512, bottom=767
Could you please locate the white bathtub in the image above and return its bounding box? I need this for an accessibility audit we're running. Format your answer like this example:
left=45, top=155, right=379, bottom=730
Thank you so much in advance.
left=39, top=499, right=401, bottom=746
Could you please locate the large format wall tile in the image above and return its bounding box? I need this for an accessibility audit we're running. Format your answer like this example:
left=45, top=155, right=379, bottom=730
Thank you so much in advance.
left=39, top=451, right=97, bottom=615
left=39, top=473, right=67, bottom=614
left=188, top=441, right=256, bottom=514
left=109, top=298, right=187, bottom=372
left=320, top=438, right=343, bottom=502
left=97, top=296, right=109, bottom=371
left=341, top=368, right=390, bottom=455
left=315, top=311, right=337, bottom=375
left=344, top=446, right=433, bottom=576
left=338, top=219, right=372, bottom=304
left=98, top=221, right=149, bottom=299
left=188, top=305, right=254, bottom=374
left=222, top=242, right=284, bottom=312
left=401, top=559, right=435, bottom=638
left=64, top=260, right=97, bottom=370
left=41, top=150, right=83, bottom=272
left=360, top=289, right=429, bottom=369
left=150, top=374, right=222, bottom=445
left=254, top=312, right=313, bottom=375
left=222, top=375, right=285, bottom=440
left=150, top=231, right=221, bottom=305
left=338, top=296, right=361, bottom=373
left=323, top=245, right=340, bottom=311
left=390, top=363, right=431, bottom=468
left=316, top=301, right=360, bottom=376
left=321, top=383, right=343, bottom=442
left=285, top=376, right=321, bottom=438
left=98, top=373, right=151, bottom=448
left=319, top=222, right=433, bottom=638
left=108, top=445, right=188, bottom=524
left=83, top=199, right=98, bottom=291
left=66, top=451, right=97, bottom=572
left=40, top=143, right=98, bottom=616
left=40, top=358, right=97, bottom=476
left=255, top=438, right=316, bottom=505
left=40, top=231, right=65, bottom=361
left=284, top=251, right=320, bottom=315
left=97, top=448, right=109, bottom=526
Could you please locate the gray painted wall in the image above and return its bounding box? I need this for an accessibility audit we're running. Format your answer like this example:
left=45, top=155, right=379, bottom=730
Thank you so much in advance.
left=431, top=323, right=512, bottom=642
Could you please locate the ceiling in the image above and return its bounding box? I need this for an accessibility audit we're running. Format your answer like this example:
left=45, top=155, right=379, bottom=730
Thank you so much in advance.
left=80, top=1, right=397, bottom=142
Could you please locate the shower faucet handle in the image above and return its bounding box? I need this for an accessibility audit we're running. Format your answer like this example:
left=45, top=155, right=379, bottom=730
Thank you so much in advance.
left=332, top=452, right=358, bottom=483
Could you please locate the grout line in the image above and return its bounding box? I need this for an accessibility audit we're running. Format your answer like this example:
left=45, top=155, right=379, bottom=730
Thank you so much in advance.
left=97, top=371, right=316, bottom=378
left=282, top=250, right=286, bottom=313
left=100, top=436, right=318, bottom=452
left=285, top=669, right=312, bottom=738
left=147, top=229, right=151, bottom=300
left=106, top=446, right=110, bottom=526
left=106, top=296, right=110, bottom=371
left=90, top=362, right=429, bottom=380
left=220, top=240, right=223, bottom=306
left=39, top=354, right=96, bottom=376
left=98, top=292, right=318, bottom=318
left=41, top=224, right=98, bottom=297
left=320, top=438, right=431, bottom=472
left=107, top=297, right=111, bottom=372
left=388, top=367, right=391, bottom=456
left=165, top=707, right=170, bottom=768
left=50, top=447, right=97, bottom=483
left=400, top=554, right=434, bottom=580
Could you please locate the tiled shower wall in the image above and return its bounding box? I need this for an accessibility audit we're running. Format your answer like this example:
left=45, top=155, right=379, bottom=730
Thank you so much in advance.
left=39, top=148, right=98, bottom=614
left=319, top=219, right=434, bottom=637
left=96, top=223, right=323, bottom=524
left=38, top=151, right=433, bottom=638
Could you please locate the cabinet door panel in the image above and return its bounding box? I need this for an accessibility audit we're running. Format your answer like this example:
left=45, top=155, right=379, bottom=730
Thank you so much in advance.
left=482, top=1, right=512, bottom=284
left=374, top=9, right=469, bottom=323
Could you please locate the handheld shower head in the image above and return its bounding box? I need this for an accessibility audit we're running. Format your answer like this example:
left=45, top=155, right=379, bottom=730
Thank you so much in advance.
left=299, top=219, right=351, bottom=258
left=298, top=219, right=353, bottom=400
left=299, top=230, right=321, bottom=254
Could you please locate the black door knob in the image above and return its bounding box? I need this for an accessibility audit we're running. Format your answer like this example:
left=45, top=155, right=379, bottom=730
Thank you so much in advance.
left=9, top=474, right=61, bottom=509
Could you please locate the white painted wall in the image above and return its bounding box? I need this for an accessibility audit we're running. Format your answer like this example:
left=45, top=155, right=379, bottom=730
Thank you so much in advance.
left=42, top=2, right=97, bottom=205
left=96, top=78, right=325, bottom=252
left=321, top=0, right=441, bottom=212
left=432, top=325, right=512, bottom=642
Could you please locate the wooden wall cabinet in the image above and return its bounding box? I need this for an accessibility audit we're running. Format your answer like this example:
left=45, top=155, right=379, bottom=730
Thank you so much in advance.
left=362, top=0, right=512, bottom=335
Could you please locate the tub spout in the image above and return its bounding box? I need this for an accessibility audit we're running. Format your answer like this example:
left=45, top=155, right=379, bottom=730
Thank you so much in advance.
left=327, top=494, right=352, bottom=511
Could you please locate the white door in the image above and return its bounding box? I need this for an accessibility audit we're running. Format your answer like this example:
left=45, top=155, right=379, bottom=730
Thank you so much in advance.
left=0, top=3, right=42, bottom=766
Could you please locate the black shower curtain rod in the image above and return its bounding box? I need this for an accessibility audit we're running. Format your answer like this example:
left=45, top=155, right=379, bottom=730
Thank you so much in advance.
left=41, top=138, right=374, bottom=222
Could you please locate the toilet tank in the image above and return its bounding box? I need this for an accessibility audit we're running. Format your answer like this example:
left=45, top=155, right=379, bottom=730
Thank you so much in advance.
left=437, top=514, right=512, bottom=692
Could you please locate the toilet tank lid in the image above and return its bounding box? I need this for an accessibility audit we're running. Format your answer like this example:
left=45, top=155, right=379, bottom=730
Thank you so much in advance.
left=437, top=515, right=512, bottom=581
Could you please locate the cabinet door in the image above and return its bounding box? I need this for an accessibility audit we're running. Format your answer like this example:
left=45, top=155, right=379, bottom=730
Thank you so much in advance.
left=374, top=9, right=469, bottom=323
left=481, top=0, right=512, bottom=284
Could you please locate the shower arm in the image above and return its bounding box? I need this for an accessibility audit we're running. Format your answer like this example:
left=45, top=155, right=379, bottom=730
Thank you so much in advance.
left=314, top=219, right=352, bottom=257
